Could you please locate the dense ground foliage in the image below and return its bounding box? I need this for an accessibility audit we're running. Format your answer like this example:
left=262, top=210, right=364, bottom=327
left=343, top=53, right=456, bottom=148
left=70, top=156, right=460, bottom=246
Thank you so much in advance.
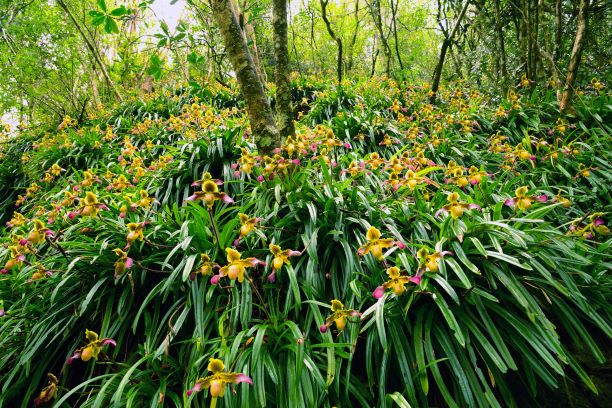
left=0, top=77, right=611, bottom=407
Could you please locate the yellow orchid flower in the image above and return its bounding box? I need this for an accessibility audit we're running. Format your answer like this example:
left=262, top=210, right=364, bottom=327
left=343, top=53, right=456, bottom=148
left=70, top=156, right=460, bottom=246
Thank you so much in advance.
left=1, top=246, right=25, bottom=274
left=357, top=227, right=404, bottom=260
left=436, top=192, right=481, bottom=219
left=67, top=329, right=116, bottom=364
left=238, top=213, right=260, bottom=238
left=372, top=266, right=421, bottom=299
left=126, top=223, right=145, bottom=245
left=319, top=300, right=361, bottom=333
left=113, top=248, right=133, bottom=278
left=216, top=248, right=264, bottom=284
left=33, top=373, right=59, bottom=406
left=417, top=247, right=452, bottom=274
left=27, top=219, right=53, bottom=245
left=186, top=358, right=252, bottom=399
left=504, top=186, right=548, bottom=211
left=186, top=172, right=233, bottom=209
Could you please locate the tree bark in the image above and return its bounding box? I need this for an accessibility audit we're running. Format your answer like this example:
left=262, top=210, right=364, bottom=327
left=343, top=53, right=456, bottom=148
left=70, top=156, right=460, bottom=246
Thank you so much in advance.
left=209, top=0, right=278, bottom=153
left=558, top=0, right=590, bottom=114
left=273, top=0, right=295, bottom=138
left=320, top=0, right=343, bottom=83
left=493, top=0, right=508, bottom=89
left=390, top=0, right=404, bottom=72
left=56, top=0, right=123, bottom=102
left=430, top=0, right=471, bottom=103
left=370, top=0, right=392, bottom=76
left=237, top=2, right=267, bottom=84
left=346, top=0, right=361, bottom=73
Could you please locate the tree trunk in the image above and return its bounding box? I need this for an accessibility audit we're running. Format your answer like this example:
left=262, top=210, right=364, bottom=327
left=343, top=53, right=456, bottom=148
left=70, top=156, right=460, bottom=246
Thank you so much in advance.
left=558, top=0, right=590, bottom=114
left=390, top=0, right=404, bottom=72
left=320, top=0, right=343, bottom=83
left=346, top=0, right=361, bottom=73
left=273, top=0, right=295, bottom=138
left=493, top=0, right=508, bottom=89
left=370, top=0, right=392, bottom=76
left=210, top=0, right=278, bottom=153
left=430, top=0, right=471, bottom=104
left=237, top=2, right=267, bottom=84
left=56, top=0, right=123, bottom=102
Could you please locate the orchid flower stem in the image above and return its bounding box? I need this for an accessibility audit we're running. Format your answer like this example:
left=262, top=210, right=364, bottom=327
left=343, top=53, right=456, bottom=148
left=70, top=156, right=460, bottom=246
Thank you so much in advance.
left=208, top=209, right=222, bottom=251
left=210, top=397, right=217, bottom=408
left=247, top=276, right=271, bottom=321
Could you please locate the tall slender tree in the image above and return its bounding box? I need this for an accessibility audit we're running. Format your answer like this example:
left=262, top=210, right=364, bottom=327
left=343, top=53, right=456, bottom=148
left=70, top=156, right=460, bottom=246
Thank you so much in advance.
left=273, top=0, right=295, bottom=138
left=208, top=0, right=279, bottom=153
left=430, top=0, right=471, bottom=103
left=320, top=0, right=343, bottom=83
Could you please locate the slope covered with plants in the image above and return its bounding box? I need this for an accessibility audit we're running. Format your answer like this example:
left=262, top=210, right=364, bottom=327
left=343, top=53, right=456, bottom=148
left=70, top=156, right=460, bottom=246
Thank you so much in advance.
left=0, top=76, right=610, bottom=407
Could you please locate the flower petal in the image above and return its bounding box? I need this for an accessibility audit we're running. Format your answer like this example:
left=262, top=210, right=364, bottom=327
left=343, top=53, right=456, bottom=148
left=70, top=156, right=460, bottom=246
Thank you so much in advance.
left=67, top=352, right=81, bottom=364
left=101, top=338, right=117, bottom=347
left=372, top=286, right=385, bottom=299
left=235, top=373, right=253, bottom=385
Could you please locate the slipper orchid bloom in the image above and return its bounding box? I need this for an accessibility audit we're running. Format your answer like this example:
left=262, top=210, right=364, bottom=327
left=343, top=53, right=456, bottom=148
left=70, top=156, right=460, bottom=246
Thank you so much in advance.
left=67, top=329, right=116, bottom=364
left=504, top=186, right=548, bottom=211
left=319, top=299, right=361, bottom=333
left=372, top=266, right=412, bottom=299
left=186, top=172, right=233, bottom=208
left=436, top=192, right=481, bottom=219
left=6, top=211, right=27, bottom=228
left=269, top=244, right=301, bottom=270
left=27, top=219, right=54, bottom=245
left=238, top=213, right=261, bottom=238
left=357, top=227, right=404, bottom=260
left=2, top=246, right=26, bottom=274
left=113, top=248, right=133, bottom=278
left=268, top=243, right=301, bottom=282
left=417, top=247, right=452, bottom=273
left=217, top=248, right=265, bottom=283
left=33, top=373, right=58, bottom=406
left=186, top=358, right=252, bottom=399
left=126, top=223, right=145, bottom=246
left=79, top=192, right=107, bottom=217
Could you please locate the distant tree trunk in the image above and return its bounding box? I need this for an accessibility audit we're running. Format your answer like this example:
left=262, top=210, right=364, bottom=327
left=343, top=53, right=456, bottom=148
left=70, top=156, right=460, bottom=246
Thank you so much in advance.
left=370, top=0, right=392, bottom=76
left=390, top=0, right=404, bottom=72
left=493, top=0, right=508, bottom=89
left=558, top=0, right=590, bottom=114
left=370, top=34, right=380, bottom=77
left=56, top=0, right=123, bottom=102
left=273, top=0, right=295, bottom=138
left=320, top=0, right=343, bottom=83
left=430, top=0, right=471, bottom=104
left=237, top=2, right=267, bottom=84
left=210, top=0, right=278, bottom=153
left=346, top=0, right=361, bottom=73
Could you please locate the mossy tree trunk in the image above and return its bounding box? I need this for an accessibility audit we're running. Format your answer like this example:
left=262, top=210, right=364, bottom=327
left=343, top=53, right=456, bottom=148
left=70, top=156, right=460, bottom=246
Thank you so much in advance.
left=209, top=0, right=279, bottom=153
left=558, top=0, right=590, bottom=114
left=273, top=0, right=295, bottom=139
